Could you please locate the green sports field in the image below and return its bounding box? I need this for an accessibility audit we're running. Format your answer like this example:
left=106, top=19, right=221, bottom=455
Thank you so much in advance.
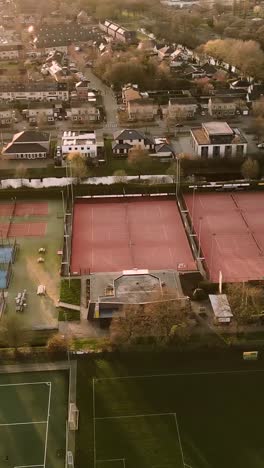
left=76, top=354, right=264, bottom=468
left=0, top=369, right=68, bottom=468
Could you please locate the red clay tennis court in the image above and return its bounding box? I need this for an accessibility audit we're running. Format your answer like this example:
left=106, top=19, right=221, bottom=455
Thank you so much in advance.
left=184, top=191, right=264, bottom=283
left=0, top=222, right=47, bottom=238
left=0, top=202, right=48, bottom=217
left=71, top=198, right=197, bottom=274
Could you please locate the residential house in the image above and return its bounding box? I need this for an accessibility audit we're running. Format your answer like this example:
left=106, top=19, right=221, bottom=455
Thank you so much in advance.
left=2, top=130, right=50, bottom=160
left=0, top=105, right=14, bottom=126
left=127, top=98, right=158, bottom=121
left=151, top=138, right=175, bottom=162
left=230, top=79, right=250, bottom=91
left=66, top=102, right=100, bottom=122
left=168, top=97, right=198, bottom=119
left=0, top=82, right=69, bottom=102
left=0, top=43, right=24, bottom=60
left=157, top=45, right=175, bottom=61
left=99, top=20, right=136, bottom=44
left=208, top=97, right=237, bottom=118
left=61, top=130, right=98, bottom=159
left=34, top=23, right=103, bottom=54
left=112, top=129, right=154, bottom=157
left=122, top=84, right=141, bottom=106
left=75, top=80, right=91, bottom=100
left=24, top=102, right=56, bottom=124
left=190, top=122, right=247, bottom=159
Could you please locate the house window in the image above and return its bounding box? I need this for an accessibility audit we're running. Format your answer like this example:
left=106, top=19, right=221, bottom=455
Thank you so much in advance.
left=213, top=146, right=220, bottom=158
left=224, top=145, right=232, bottom=157
left=236, top=145, right=244, bottom=157
left=201, top=146, right=208, bottom=159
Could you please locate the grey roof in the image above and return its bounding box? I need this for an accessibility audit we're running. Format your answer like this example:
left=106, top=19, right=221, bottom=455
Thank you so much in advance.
left=155, top=143, right=174, bottom=154
left=0, top=82, right=67, bottom=92
left=114, top=129, right=154, bottom=144
left=170, top=97, right=197, bottom=105
left=35, top=23, right=103, bottom=48
left=3, top=143, right=47, bottom=154
left=14, top=131, right=50, bottom=143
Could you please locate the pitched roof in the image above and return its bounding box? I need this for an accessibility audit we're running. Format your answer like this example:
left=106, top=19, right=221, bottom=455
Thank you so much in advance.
left=114, top=129, right=154, bottom=145
left=3, top=143, right=48, bottom=154
left=13, top=131, right=50, bottom=143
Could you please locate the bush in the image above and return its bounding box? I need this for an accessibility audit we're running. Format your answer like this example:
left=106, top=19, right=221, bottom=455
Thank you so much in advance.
left=60, top=279, right=81, bottom=305
left=47, top=334, right=70, bottom=353
left=58, top=308, right=80, bottom=322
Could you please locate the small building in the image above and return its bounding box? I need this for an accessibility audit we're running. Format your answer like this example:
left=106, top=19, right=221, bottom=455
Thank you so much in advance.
left=151, top=138, right=175, bottom=162
left=75, top=80, right=91, bottom=100
left=127, top=98, right=158, bottom=121
left=61, top=130, right=97, bottom=159
left=0, top=105, right=14, bottom=126
left=190, top=122, right=247, bottom=159
left=209, top=294, right=233, bottom=324
left=208, top=97, right=236, bottom=118
left=112, top=129, right=154, bottom=157
left=168, top=97, right=198, bottom=119
left=2, top=130, right=50, bottom=160
left=66, top=102, right=100, bottom=122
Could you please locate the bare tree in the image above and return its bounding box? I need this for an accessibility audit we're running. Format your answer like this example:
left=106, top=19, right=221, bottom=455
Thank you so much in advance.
left=226, top=283, right=264, bottom=325
left=47, top=333, right=70, bottom=353
left=127, top=148, right=151, bottom=179
left=241, top=158, right=260, bottom=179
left=67, top=151, right=90, bottom=182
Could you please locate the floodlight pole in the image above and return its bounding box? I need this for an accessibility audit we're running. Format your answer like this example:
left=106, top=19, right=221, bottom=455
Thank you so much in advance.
left=191, top=186, right=197, bottom=231
left=198, top=217, right=202, bottom=259
left=209, top=233, right=216, bottom=280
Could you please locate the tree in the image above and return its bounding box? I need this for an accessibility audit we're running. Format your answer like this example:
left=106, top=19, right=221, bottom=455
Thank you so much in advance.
left=47, top=333, right=70, bottom=353
left=241, top=158, right=260, bottom=179
left=67, top=151, right=90, bottom=182
left=0, top=315, right=27, bottom=352
left=127, top=148, right=152, bottom=178
left=250, top=117, right=264, bottom=143
left=110, top=289, right=192, bottom=346
left=252, top=97, right=264, bottom=118
left=15, top=163, right=28, bottom=183
left=226, top=283, right=264, bottom=325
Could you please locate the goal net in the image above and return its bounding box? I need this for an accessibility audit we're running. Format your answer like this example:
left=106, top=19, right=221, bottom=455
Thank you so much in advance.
left=68, top=403, right=79, bottom=431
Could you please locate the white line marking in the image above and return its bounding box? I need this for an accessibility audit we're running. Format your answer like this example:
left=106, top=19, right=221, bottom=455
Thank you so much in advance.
left=14, top=465, right=44, bottom=468
left=95, top=412, right=174, bottom=421
left=0, top=421, right=47, bottom=427
left=43, top=382, right=51, bottom=468
left=174, top=413, right=185, bottom=468
left=97, top=459, right=125, bottom=464
left=95, top=368, right=264, bottom=382
left=0, top=381, right=50, bottom=388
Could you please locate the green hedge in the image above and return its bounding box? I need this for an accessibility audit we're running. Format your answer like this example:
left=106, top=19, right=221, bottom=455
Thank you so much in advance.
left=60, top=279, right=81, bottom=306
left=58, top=308, right=80, bottom=322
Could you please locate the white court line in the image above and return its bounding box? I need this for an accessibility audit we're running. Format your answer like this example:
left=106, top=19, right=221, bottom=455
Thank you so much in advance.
left=97, top=459, right=125, bottom=465
left=173, top=413, right=185, bottom=468
left=0, top=421, right=47, bottom=427
left=95, top=412, right=175, bottom=421
left=43, top=382, right=51, bottom=468
left=0, top=381, right=50, bottom=388
left=14, top=465, right=44, bottom=468
left=95, top=368, right=264, bottom=382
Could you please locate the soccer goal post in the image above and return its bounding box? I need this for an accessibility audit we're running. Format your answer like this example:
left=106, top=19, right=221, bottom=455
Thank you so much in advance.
left=68, top=403, right=79, bottom=431
left=67, top=450, right=74, bottom=468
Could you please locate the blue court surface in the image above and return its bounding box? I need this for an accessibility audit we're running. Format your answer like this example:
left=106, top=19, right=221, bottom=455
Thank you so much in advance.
left=0, top=246, right=13, bottom=264
left=0, top=269, right=8, bottom=289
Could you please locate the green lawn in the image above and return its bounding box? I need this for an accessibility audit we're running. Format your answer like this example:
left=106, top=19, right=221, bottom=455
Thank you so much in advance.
left=76, top=353, right=264, bottom=468
left=0, top=369, right=68, bottom=468
left=60, top=278, right=81, bottom=306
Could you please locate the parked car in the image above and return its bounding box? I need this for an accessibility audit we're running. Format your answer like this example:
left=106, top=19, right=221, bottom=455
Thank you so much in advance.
left=258, top=143, right=264, bottom=149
